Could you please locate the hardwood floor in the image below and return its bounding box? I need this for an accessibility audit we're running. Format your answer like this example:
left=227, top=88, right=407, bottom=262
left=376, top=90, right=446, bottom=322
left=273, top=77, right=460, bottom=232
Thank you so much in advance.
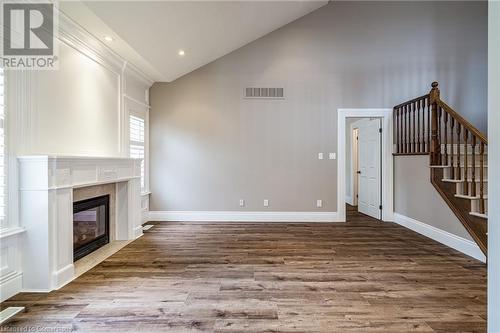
left=1, top=206, right=486, bottom=332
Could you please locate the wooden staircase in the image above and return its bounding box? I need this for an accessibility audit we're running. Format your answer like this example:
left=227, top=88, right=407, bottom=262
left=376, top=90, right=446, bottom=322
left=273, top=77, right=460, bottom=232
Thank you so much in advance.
left=393, top=82, right=488, bottom=256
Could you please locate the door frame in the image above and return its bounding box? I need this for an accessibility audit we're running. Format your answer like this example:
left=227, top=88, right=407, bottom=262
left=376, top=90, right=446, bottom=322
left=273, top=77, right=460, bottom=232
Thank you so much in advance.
left=337, top=108, right=394, bottom=222
left=350, top=126, right=359, bottom=207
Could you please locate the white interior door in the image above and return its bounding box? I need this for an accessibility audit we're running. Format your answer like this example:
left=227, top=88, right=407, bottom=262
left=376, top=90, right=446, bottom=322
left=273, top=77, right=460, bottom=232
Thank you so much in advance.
left=357, top=118, right=381, bottom=219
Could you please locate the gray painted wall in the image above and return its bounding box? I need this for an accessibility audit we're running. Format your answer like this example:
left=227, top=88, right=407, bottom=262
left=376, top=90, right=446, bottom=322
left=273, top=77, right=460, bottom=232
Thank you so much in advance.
left=150, top=1, right=487, bottom=212
left=394, top=155, right=472, bottom=240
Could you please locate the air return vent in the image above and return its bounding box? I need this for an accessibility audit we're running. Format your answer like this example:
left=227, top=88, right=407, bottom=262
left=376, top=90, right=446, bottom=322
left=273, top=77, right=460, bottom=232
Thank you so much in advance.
left=244, top=87, right=284, bottom=99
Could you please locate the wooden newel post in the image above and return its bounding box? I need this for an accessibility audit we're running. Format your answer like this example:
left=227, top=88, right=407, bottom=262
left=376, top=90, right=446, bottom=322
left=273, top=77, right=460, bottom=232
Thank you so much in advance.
left=429, top=81, right=440, bottom=165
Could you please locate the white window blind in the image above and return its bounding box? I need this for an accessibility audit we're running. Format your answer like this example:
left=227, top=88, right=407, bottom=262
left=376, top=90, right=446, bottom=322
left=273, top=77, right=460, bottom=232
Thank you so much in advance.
left=0, top=68, right=6, bottom=227
left=129, top=114, right=145, bottom=190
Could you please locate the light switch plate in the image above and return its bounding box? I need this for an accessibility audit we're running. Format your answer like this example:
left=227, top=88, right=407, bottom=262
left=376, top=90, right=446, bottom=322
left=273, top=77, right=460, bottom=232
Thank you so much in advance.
left=329, top=153, right=336, bottom=160
left=239, top=199, right=245, bottom=207
left=316, top=199, right=322, bottom=208
left=318, top=153, right=324, bottom=160
left=263, top=199, right=269, bottom=207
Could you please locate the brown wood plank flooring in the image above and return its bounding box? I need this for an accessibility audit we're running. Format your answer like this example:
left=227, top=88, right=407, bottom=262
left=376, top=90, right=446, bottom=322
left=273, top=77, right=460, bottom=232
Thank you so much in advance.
left=1, top=206, right=486, bottom=332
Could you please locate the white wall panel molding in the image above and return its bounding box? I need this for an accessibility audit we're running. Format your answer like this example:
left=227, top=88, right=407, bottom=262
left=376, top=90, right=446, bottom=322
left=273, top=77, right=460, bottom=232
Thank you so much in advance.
left=0, top=228, right=25, bottom=240
left=8, top=72, right=34, bottom=155
left=0, top=233, right=23, bottom=301
left=2, top=62, right=34, bottom=304
left=124, top=94, right=151, bottom=109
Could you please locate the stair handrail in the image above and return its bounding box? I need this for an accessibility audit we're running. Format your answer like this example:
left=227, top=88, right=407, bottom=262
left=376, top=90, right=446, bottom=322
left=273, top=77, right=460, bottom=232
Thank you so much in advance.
left=431, top=85, right=487, bottom=145
left=429, top=82, right=488, bottom=165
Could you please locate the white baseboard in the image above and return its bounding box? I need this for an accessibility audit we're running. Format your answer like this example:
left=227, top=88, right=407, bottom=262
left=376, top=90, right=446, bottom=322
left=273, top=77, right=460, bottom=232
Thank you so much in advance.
left=148, top=211, right=340, bottom=222
left=141, top=211, right=149, bottom=225
left=21, top=289, right=51, bottom=293
left=52, top=264, right=74, bottom=289
left=394, top=213, right=486, bottom=262
left=133, top=225, right=144, bottom=239
left=0, top=272, right=23, bottom=302
left=345, top=195, right=353, bottom=206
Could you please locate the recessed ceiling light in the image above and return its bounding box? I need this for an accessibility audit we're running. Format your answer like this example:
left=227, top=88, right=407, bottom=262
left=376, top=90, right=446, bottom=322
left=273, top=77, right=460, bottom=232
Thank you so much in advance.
left=103, top=36, right=114, bottom=42
left=178, top=49, right=185, bottom=56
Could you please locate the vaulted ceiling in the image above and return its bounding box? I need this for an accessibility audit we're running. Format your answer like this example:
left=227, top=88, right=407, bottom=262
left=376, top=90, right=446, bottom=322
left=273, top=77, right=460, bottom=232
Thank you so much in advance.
left=60, top=1, right=327, bottom=82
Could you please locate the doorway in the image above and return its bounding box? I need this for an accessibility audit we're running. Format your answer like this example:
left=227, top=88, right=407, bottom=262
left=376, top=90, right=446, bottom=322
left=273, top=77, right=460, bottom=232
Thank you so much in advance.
left=337, top=108, right=393, bottom=222
left=348, top=118, right=382, bottom=220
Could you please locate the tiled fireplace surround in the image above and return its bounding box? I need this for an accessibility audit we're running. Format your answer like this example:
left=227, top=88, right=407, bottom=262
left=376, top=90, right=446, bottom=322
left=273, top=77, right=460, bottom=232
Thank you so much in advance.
left=18, top=156, right=143, bottom=292
left=73, top=183, right=117, bottom=245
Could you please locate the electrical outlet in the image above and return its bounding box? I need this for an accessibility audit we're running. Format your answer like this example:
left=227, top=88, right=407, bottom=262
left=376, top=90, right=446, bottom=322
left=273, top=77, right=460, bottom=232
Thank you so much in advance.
left=263, top=199, right=269, bottom=207
left=239, top=199, right=245, bottom=207
left=329, top=153, right=336, bottom=160
left=317, top=199, right=322, bottom=208
left=318, top=153, right=324, bottom=160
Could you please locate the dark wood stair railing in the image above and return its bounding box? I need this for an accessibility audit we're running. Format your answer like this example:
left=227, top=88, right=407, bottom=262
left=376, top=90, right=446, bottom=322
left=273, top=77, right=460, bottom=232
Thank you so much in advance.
left=394, top=82, right=488, bottom=256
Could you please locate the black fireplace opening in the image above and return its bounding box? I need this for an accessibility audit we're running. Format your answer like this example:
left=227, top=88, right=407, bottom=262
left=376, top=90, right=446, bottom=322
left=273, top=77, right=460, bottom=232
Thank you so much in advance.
left=73, top=195, right=110, bottom=262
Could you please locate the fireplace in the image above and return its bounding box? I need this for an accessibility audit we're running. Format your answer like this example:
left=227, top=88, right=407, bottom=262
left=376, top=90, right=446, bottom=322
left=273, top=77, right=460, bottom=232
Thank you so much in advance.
left=73, top=195, right=110, bottom=261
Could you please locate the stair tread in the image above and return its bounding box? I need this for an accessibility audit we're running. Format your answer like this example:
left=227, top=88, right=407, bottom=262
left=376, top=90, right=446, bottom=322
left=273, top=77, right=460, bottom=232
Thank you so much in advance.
left=442, top=178, right=488, bottom=183
left=441, top=152, right=488, bottom=155
left=430, top=164, right=488, bottom=168
left=470, top=212, right=488, bottom=219
left=455, top=194, right=488, bottom=200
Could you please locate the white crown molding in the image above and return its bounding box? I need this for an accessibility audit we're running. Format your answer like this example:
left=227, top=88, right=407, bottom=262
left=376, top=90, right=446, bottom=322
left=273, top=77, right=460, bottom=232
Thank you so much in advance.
left=123, top=62, right=154, bottom=87
left=58, top=9, right=124, bottom=75
left=57, top=8, right=154, bottom=84
left=394, top=213, right=486, bottom=262
left=148, top=211, right=341, bottom=223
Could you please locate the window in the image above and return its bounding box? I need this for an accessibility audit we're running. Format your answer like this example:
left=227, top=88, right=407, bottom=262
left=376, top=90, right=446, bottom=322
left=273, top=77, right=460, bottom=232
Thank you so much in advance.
left=0, top=68, right=6, bottom=227
left=129, top=113, right=145, bottom=191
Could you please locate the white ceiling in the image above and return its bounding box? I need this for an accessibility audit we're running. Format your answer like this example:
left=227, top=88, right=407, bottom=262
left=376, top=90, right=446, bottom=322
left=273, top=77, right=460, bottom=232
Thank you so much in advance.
left=60, top=1, right=327, bottom=82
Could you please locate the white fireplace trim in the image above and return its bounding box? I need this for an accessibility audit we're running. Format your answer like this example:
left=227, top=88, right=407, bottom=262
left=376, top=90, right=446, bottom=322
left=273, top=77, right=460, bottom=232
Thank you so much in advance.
left=18, top=155, right=143, bottom=292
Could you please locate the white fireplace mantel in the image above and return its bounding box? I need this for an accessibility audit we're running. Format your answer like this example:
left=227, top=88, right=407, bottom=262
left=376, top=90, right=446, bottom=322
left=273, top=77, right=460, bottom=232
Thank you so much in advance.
left=18, top=155, right=143, bottom=292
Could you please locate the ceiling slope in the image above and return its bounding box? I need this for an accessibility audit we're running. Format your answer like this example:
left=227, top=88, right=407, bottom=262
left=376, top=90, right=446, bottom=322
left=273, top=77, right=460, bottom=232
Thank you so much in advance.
left=60, top=1, right=327, bottom=82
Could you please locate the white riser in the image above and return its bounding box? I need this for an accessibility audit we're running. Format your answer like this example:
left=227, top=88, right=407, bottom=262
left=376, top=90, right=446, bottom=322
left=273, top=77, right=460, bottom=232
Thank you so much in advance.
left=455, top=182, right=488, bottom=196
left=441, top=155, right=487, bottom=165
left=471, top=199, right=488, bottom=214
left=439, top=144, right=488, bottom=155
left=443, top=167, right=488, bottom=180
